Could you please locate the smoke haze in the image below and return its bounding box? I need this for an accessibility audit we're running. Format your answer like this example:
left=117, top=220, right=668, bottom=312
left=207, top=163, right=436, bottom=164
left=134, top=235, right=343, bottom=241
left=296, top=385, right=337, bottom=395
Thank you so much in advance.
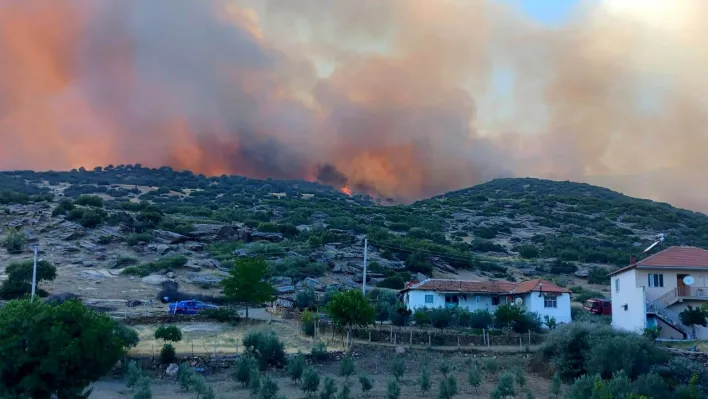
left=1, top=0, right=707, bottom=210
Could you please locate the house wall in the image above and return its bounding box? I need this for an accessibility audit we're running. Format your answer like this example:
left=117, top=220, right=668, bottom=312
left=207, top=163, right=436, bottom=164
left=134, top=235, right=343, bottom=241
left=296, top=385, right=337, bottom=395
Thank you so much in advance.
left=647, top=315, right=686, bottom=340
left=404, top=290, right=509, bottom=312
left=526, top=292, right=572, bottom=324
left=668, top=300, right=708, bottom=340
left=611, top=269, right=647, bottom=333
left=635, top=269, right=708, bottom=303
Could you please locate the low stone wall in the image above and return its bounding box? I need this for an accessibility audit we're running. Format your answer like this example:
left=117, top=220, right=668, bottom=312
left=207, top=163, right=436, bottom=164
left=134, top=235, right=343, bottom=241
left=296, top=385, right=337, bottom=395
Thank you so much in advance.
left=661, top=347, right=708, bottom=366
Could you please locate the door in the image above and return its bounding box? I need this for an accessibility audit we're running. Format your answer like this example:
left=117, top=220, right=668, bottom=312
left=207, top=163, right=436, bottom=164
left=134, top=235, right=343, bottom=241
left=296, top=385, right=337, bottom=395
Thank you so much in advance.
left=677, top=274, right=688, bottom=297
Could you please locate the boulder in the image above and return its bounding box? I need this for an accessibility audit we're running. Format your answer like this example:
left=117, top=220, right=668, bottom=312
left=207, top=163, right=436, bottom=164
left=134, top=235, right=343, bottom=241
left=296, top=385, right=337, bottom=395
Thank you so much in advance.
left=184, top=242, right=205, bottom=252
left=575, top=270, right=589, bottom=278
left=395, top=346, right=406, bottom=355
left=79, top=241, right=103, bottom=252
left=251, top=231, right=284, bottom=243
left=165, top=363, right=179, bottom=376
left=153, top=230, right=188, bottom=244
left=182, top=272, right=223, bottom=287
left=187, top=224, right=238, bottom=241
left=141, top=275, right=173, bottom=286
left=98, top=226, right=122, bottom=238
left=46, top=292, right=80, bottom=304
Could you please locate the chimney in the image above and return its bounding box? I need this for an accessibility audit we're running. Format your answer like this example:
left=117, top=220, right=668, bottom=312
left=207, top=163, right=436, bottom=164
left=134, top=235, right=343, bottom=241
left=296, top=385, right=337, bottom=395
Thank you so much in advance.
left=630, top=255, right=637, bottom=265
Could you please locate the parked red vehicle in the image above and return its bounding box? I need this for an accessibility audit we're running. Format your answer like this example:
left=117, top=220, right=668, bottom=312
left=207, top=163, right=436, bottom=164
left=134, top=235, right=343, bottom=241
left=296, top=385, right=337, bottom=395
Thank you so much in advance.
left=583, top=298, right=611, bottom=315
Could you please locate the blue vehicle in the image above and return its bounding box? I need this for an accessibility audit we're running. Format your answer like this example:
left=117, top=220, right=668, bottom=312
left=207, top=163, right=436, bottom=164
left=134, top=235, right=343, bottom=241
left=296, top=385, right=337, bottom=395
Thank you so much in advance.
left=168, top=300, right=218, bottom=315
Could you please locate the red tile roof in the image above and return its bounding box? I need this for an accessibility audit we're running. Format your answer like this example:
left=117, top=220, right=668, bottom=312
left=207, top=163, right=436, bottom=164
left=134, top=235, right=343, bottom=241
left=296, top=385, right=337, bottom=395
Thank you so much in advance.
left=400, top=278, right=569, bottom=295
left=607, top=246, right=708, bottom=277
left=637, top=246, right=708, bottom=268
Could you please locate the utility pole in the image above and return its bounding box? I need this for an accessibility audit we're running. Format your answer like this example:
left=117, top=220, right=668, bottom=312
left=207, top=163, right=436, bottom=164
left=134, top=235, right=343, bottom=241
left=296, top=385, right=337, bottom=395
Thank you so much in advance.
left=30, top=246, right=38, bottom=302
left=362, top=238, right=368, bottom=295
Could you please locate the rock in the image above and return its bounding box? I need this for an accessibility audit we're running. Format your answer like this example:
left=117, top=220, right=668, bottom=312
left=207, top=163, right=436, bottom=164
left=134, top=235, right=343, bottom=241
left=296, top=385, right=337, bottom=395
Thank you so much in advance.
left=194, top=258, right=221, bottom=269
left=46, top=292, right=80, bottom=304
left=76, top=270, right=105, bottom=281
left=96, top=253, right=107, bottom=261
left=98, top=226, right=122, bottom=238
left=80, top=241, right=103, bottom=252
left=276, top=285, right=296, bottom=294
left=166, top=272, right=176, bottom=279
left=297, top=277, right=326, bottom=292
left=141, top=275, right=173, bottom=286
left=161, top=280, right=180, bottom=291
left=271, top=276, right=293, bottom=286
left=187, top=224, right=238, bottom=241
left=156, top=244, right=173, bottom=255
left=575, top=270, right=589, bottom=278
left=395, top=346, right=406, bottom=355
left=166, top=363, right=179, bottom=376
left=251, top=231, right=284, bottom=243
left=184, top=242, right=205, bottom=252
left=233, top=248, right=250, bottom=257
left=183, top=261, right=202, bottom=272
left=153, top=230, right=188, bottom=244
left=182, top=272, right=224, bottom=287
left=59, top=245, right=80, bottom=255
left=57, top=221, right=85, bottom=241
left=82, top=261, right=95, bottom=267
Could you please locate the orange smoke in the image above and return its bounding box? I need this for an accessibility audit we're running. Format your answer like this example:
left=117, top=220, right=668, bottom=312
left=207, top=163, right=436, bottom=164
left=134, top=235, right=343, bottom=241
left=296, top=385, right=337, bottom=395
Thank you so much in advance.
left=1, top=0, right=708, bottom=211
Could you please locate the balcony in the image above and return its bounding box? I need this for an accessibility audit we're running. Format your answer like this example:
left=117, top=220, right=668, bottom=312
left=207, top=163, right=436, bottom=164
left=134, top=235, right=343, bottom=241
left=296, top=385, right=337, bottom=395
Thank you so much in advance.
left=677, top=286, right=708, bottom=299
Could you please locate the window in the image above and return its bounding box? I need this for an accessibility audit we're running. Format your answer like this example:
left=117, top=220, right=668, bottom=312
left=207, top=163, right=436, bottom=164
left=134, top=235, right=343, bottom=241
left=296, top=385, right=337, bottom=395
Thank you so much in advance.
left=648, top=274, right=664, bottom=288
left=491, top=296, right=500, bottom=306
left=615, top=278, right=620, bottom=293
left=424, top=295, right=434, bottom=304
left=544, top=296, right=557, bottom=308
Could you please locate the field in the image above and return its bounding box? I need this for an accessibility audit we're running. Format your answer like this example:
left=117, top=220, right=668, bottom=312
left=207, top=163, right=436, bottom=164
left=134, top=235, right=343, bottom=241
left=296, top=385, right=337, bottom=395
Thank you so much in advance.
left=94, top=345, right=551, bottom=398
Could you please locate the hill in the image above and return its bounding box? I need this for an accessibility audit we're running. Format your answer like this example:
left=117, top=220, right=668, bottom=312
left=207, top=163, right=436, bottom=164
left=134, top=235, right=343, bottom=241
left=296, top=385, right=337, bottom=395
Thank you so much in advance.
left=1, top=166, right=708, bottom=307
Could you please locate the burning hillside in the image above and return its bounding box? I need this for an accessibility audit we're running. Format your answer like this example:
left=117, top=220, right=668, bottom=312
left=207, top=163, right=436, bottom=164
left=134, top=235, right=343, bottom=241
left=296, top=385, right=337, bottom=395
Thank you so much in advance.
left=1, top=1, right=707, bottom=207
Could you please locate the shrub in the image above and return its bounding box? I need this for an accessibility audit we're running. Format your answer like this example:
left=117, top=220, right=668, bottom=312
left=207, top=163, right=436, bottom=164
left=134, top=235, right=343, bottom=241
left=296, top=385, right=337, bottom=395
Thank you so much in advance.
left=517, top=245, right=539, bottom=259
left=159, top=343, right=177, bottom=364
left=339, top=356, right=356, bottom=380
left=359, top=374, right=373, bottom=396
left=469, top=309, right=494, bottom=329
left=437, top=375, right=458, bottom=399
left=0, top=259, right=57, bottom=299
left=587, top=268, right=610, bottom=285
left=115, top=256, right=138, bottom=267
left=311, top=341, right=328, bottom=362
left=301, top=310, right=317, bottom=337
left=419, top=367, right=431, bottom=394
left=430, top=307, right=454, bottom=331
left=288, top=354, right=305, bottom=382
left=177, top=363, right=195, bottom=391
left=133, top=376, right=152, bottom=399
left=233, top=356, right=258, bottom=387
left=154, top=325, right=182, bottom=342
left=386, top=377, right=401, bottom=399
left=468, top=366, right=482, bottom=392
left=249, top=368, right=261, bottom=397
left=301, top=367, right=320, bottom=397
left=413, top=308, right=431, bottom=327
left=377, top=275, right=405, bottom=290
left=296, top=289, right=317, bottom=310
left=337, top=382, right=351, bottom=399
left=125, top=361, right=143, bottom=390
left=320, top=376, right=337, bottom=399
left=260, top=374, right=280, bottom=399
left=2, top=229, right=26, bottom=253
left=75, top=195, right=104, bottom=207
left=484, top=358, right=500, bottom=375
left=490, top=372, right=516, bottom=399
left=126, top=232, right=153, bottom=246
left=201, top=307, right=240, bottom=323
left=67, top=207, right=107, bottom=228
left=52, top=199, right=75, bottom=216
left=243, top=331, right=286, bottom=370
left=390, top=357, right=405, bottom=381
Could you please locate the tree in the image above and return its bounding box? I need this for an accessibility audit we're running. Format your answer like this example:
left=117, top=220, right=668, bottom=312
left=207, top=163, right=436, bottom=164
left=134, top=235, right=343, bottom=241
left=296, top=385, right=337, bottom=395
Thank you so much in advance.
left=679, top=306, right=707, bottom=333
left=339, top=356, right=356, bottom=381
left=467, top=366, right=482, bottom=393
left=0, top=260, right=57, bottom=299
left=260, top=374, right=281, bottom=399
left=154, top=325, right=182, bottom=364
left=1, top=229, right=26, bottom=253
left=288, top=354, right=306, bottom=382
left=337, top=382, right=351, bottom=399
left=233, top=356, right=258, bottom=387
left=419, top=367, right=431, bottom=394
left=221, top=258, right=276, bottom=318
left=301, top=368, right=320, bottom=398
left=391, top=357, right=405, bottom=381
left=326, top=290, right=375, bottom=342
left=296, top=289, right=317, bottom=310
left=359, top=375, right=373, bottom=396
left=0, top=299, right=138, bottom=398
left=430, top=307, right=453, bottom=331
left=320, top=377, right=338, bottom=399
left=386, top=377, right=401, bottom=399
left=490, top=372, right=516, bottom=399
left=438, top=375, right=458, bottom=399
left=549, top=373, right=562, bottom=399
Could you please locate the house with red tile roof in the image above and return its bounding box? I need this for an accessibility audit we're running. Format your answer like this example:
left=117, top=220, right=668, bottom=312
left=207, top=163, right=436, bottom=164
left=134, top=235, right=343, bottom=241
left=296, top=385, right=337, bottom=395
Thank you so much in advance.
left=400, top=278, right=571, bottom=325
left=607, top=246, right=708, bottom=339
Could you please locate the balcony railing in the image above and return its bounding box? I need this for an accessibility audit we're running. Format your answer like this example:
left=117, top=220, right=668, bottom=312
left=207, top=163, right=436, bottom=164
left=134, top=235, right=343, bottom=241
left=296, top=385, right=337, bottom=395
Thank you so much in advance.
left=677, top=286, right=708, bottom=298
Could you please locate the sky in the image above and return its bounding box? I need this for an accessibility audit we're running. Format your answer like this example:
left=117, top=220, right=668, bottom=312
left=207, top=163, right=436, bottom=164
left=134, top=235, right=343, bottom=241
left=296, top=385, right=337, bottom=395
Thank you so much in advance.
left=514, top=0, right=580, bottom=26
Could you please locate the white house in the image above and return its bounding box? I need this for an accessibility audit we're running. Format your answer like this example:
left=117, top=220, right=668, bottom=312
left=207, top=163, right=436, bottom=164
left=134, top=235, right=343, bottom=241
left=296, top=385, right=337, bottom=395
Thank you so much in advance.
left=609, top=246, right=708, bottom=340
left=400, top=278, right=572, bottom=325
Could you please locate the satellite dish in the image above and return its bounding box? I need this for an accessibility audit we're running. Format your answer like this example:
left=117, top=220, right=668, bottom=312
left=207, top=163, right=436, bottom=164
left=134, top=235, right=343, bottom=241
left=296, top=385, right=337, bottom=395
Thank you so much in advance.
left=514, top=297, right=523, bottom=306
left=683, top=276, right=695, bottom=286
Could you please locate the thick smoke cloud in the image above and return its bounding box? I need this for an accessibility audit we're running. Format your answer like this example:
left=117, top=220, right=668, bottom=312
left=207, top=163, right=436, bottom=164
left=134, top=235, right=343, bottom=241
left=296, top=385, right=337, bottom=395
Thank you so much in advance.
left=0, top=0, right=707, bottom=209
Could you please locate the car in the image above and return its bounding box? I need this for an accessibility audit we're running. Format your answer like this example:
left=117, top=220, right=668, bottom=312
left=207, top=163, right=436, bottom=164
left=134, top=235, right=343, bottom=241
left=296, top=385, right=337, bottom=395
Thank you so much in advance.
left=583, top=298, right=611, bottom=315
left=168, top=300, right=218, bottom=315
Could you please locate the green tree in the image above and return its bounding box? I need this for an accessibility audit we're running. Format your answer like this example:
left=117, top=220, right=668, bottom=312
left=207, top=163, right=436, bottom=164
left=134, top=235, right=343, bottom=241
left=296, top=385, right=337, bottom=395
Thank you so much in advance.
left=549, top=373, right=562, bottom=399
left=0, top=299, right=138, bottom=398
left=468, top=366, right=482, bottom=393
left=490, top=372, right=516, bottom=399
left=337, top=382, right=351, bottom=399
left=260, top=374, right=280, bottom=399
left=326, top=289, right=375, bottom=343
left=386, top=377, right=401, bottom=399
left=359, top=375, right=373, bottom=397
left=221, top=258, right=276, bottom=318
left=154, top=325, right=182, bottom=364
left=419, top=367, right=431, bottom=394
left=288, top=354, right=306, bottom=382
left=301, top=367, right=320, bottom=398
left=438, top=375, right=458, bottom=399
left=320, top=377, right=338, bottom=399
left=233, top=356, right=258, bottom=387
left=1, top=229, right=26, bottom=253
left=391, top=357, right=405, bottom=381
left=0, top=259, right=57, bottom=299
left=339, top=356, right=356, bottom=381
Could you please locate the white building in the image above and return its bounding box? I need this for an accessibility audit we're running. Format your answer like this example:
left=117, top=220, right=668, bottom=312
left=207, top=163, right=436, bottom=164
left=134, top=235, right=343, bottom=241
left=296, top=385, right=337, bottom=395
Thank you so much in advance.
left=608, top=246, right=708, bottom=340
left=400, top=278, right=572, bottom=325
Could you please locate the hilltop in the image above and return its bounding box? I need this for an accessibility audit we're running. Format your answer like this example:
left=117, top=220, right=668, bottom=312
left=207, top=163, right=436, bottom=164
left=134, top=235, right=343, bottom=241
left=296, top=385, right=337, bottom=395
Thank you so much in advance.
left=1, top=166, right=708, bottom=308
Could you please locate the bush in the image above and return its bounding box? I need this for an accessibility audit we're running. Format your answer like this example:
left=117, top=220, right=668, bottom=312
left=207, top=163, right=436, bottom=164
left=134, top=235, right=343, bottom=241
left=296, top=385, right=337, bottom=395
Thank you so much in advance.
left=154, top=325, right=182, bottom=342
left=116, top=256, right=138, bottom=267
left=377, top=275, right=405, bottom=290
left=517, top=245, right=539, bottom=259
left=2, top=229, right=26, bottom=253
left=133, top=376, right=152, bottom=399
left=75, top=195, right=104, bottom=207
left=413, top=308, right=431, bottom=327
left=243, top=331, right=286, bottom=370
left=339, top=356, right=356, bottom=380
left=160, top=343, right=177, bottom=364
left=1, top=260, right=57, bottom=299
left=587, top=268, right=610, bottom=285
left=301, top=367, right=320, bottom=397
left=52, top=199, right=75, bottom=216
left=490, top=372, right=516, bottom=399
left=467, top=366, right=482, bottom=392
left=430, top=307, right=454, bottom=331
left=125, top=361, right=143, bottom=390
left=301, top=310, right=317, bottom=337
left=386, top=377, right=401, bottom=399
left=419, top=367, right=431, bottom=394
left=66, top=207, right=107, bottom=228
left=296, top=289, right=317, bottom=310
left=233, top=356, right=258, bottom=387
left=320, top=376, right=337, bottom=399
left=288, top=354, right=305, bottom=382
left=390, top=357, right=405, bottom=381
left=201, top=307, right=240, bottom=323
left=359, top=375, right=373, bottom=396
left=438, top=375, right=458, bottom=399
left=260, top=374, right=280, bottom=399
left=311, top=341, right=328, bottom=362
left=126, top=233, right=153, bottom=246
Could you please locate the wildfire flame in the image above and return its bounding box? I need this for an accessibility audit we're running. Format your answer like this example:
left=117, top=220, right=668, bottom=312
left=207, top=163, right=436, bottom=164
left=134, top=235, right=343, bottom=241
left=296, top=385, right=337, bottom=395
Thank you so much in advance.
left=341, top=186, right=353, bottom=196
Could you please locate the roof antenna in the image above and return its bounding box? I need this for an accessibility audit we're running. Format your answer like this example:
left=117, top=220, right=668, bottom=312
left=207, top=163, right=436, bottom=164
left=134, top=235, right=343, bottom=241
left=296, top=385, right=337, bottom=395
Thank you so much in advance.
left=643, top=233, right=666, bottom=254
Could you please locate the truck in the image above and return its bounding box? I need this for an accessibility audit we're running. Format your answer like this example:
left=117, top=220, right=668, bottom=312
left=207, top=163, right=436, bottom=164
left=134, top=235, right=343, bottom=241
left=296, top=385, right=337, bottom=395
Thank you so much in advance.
left=168, top=300, right=218, bottom=315
left=583, top=298, right=611, bottom=315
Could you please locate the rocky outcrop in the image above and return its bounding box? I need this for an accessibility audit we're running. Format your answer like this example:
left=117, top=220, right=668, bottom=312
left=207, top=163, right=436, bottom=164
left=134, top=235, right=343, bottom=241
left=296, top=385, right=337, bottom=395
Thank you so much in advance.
left=187, top=224, right=244, bottom=242
left=182, top=272, right=224, bottom=287
left=153, top=230, right=188, bottom=244
left=250, top=231, right=284, bottom=243
left=141, top=275, right=174, bottom=286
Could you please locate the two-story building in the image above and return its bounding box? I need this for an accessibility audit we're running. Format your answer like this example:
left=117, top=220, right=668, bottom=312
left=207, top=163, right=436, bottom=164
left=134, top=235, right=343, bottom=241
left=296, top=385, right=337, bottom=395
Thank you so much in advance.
left=400, top=278, right=572, bottom=325
left=608, top=246, right=708, bottom=339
